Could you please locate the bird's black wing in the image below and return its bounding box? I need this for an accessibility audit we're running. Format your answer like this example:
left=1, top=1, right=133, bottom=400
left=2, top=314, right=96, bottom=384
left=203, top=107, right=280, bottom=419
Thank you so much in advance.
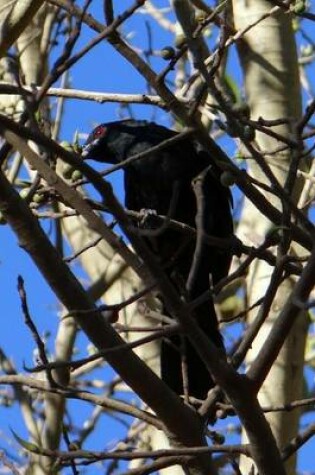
left=83, top=120, right=233, bottom=399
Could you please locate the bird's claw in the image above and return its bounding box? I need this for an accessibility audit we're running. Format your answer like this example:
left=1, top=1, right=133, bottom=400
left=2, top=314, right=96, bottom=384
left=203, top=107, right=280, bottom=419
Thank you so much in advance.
left=139, top=208, right=159, bottom=229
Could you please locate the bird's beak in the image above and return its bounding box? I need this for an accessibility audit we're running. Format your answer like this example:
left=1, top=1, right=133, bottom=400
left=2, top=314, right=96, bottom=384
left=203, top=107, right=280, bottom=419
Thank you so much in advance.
left=81, top=138, right=98, bottom=158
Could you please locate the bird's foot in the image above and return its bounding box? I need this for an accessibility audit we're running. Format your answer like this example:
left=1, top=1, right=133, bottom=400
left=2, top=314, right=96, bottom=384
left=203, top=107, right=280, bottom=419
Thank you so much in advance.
left=139, top=208, right=159, bottom=229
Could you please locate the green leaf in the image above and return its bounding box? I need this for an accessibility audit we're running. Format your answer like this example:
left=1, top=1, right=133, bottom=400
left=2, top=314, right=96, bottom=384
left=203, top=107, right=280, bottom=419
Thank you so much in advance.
left=11, top=429, right=41, bottom=453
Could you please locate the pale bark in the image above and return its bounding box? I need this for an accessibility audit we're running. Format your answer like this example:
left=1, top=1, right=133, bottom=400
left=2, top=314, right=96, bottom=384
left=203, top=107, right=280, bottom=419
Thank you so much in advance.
left=0, top=0, right=45, bottom=58
left=232, top=1, right=308, bottom=473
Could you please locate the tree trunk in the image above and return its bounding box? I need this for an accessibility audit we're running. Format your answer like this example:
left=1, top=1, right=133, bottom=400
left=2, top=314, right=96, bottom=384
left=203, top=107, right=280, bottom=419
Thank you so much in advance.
left=232, top=1, right=309, bottom=473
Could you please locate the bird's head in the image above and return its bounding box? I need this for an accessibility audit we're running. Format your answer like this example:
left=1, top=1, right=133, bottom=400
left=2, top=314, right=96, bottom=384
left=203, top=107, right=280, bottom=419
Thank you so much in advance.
left=82, top=120, right=148, bottom=164
left=81, top=123, right=112, bottom=162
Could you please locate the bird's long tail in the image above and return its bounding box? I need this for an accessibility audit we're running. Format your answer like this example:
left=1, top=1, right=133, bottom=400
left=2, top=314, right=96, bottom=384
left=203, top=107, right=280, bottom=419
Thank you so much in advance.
left=160, top=298, right=223, bottom=400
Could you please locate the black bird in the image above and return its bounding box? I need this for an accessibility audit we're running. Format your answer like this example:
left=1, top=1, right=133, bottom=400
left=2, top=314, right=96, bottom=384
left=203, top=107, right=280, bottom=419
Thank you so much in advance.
left=82, top=119, right=233, bottom=400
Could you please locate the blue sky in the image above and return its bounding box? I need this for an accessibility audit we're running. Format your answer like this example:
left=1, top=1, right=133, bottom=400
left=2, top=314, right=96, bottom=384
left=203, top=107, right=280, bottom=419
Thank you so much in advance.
left=1, top=1, right=315, bottom=473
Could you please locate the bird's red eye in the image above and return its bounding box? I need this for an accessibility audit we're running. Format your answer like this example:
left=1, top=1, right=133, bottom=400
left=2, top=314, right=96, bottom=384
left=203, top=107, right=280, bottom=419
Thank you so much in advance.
left=94, top=125, right=106, bottom=138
